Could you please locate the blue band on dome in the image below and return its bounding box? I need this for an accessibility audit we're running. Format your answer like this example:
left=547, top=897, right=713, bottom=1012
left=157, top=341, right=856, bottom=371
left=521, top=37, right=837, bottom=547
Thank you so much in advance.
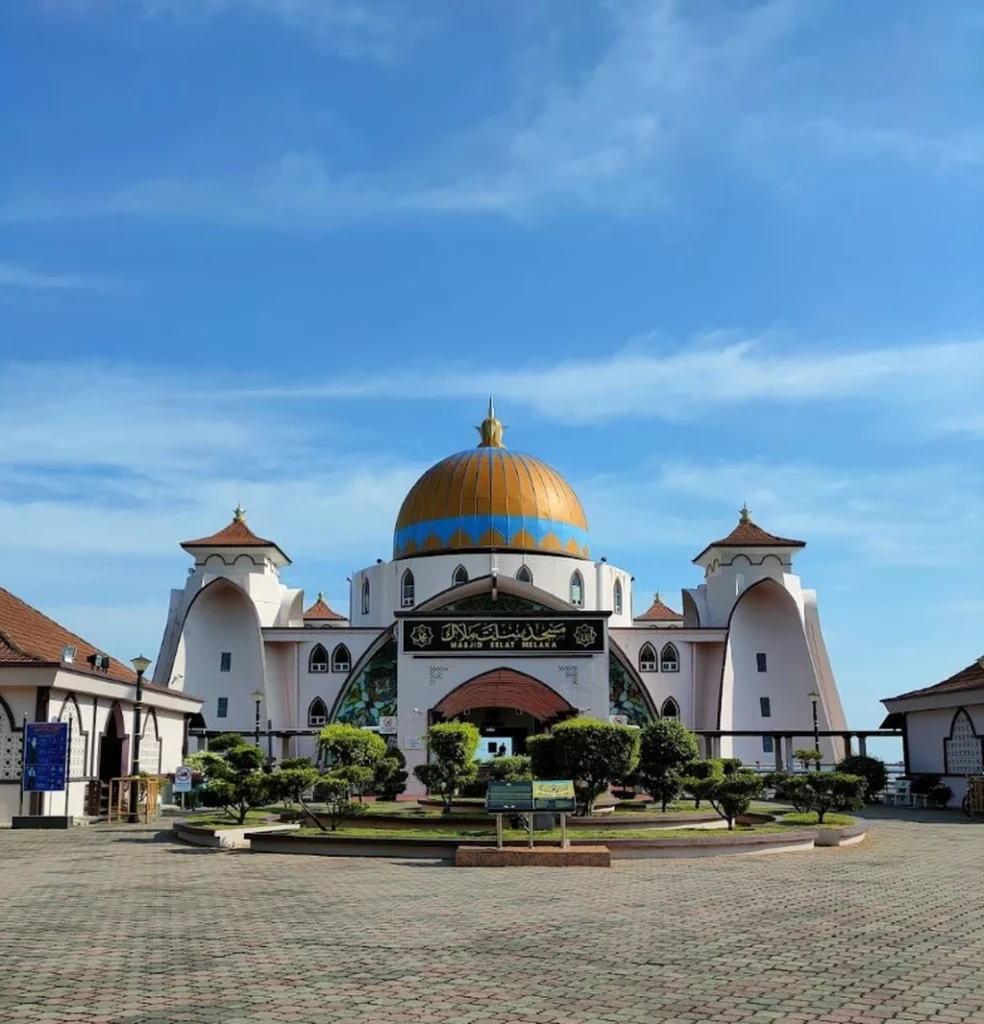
left=393, top=515, right=589, bottom=557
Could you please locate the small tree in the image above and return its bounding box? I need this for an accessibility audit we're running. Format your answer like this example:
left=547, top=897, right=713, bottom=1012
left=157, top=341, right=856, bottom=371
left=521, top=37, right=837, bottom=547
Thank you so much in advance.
left=793, top=748, right=822, bottom=771
left=636, top=719, right=700, bottom=811
left=413, top=721, right=480, bottom=814
left=708, top=770, right=763, bottom=830
left=682, top=759, right=725, bottom=809
left=200, top=737, right=272, bottom=824
left=488, top=755, right=533, bottom=782
left=802, top=772, right=865, bottom=823
left=373, top=746, right=409, bottom=801
left=835, top=755, right=887, bottom=802
left=270, top=756, right=320, bottom=809
left=526, top=733, right=559, bottom=779
left=318, top=723, right=389, bottom=802
left=550, top=717, right=640, bottom=816
left=311, top=772, right=368, bottom=831
left=764, top=770, right=812, bottom=812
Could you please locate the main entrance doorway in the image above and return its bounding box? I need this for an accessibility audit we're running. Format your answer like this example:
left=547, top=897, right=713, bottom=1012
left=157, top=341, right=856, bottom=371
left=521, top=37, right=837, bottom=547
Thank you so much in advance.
left=431, top=668, right=576, bottom=758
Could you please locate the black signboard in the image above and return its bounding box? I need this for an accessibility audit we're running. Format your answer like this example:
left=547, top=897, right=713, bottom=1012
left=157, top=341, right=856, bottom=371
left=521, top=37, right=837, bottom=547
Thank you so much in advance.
left=402, top=617, right=606, bottom=655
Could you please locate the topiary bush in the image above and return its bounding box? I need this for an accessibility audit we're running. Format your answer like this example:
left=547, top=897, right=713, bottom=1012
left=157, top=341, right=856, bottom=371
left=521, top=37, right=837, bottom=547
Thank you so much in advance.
left=412, top=721, right=480, bottom=814
left=835, top=755, right=888, bottom=801
left=488, top=755, right=533, bottom=783
left=636, top=719, right=700, bottom=811
left=708, top=771, right=764, bottom=830
left=550, top=717, right=640, bottom=816
left=681, top=759, right=725, bottom=809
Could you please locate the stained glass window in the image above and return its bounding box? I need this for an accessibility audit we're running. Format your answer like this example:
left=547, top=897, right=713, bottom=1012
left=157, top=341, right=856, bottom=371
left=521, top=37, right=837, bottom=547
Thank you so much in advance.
left=333, top=639, right=397, bottom=728
left=609, top=655, right=654, bottom=726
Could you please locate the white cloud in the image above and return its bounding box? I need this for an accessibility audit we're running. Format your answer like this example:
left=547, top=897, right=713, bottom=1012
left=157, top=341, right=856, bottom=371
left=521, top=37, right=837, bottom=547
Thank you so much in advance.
left=0, top=261, right=106, bottom=291
left=236, top=334, right=984, bottom=428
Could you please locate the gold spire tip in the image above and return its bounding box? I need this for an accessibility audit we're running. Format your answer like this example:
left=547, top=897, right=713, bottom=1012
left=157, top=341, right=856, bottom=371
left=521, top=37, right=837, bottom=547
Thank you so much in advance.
left=739, top=503, right=751, bottom=524
left=233, top=504, right=247, bottom=523
left=476, top=397, right=505, bottom=448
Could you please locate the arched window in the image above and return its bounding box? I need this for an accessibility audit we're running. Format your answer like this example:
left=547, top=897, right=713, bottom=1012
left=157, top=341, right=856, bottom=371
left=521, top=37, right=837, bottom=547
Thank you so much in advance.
left=308, top=697, right=328, bottom=727
left=660, top=643, right=680, bottom=672
left=401, top=569, right=415, bottom=608
left=613, top=579, right=623, bottom=615
left=452, top=565, right=469, bottom=587
left=639, top=642, right=657, bottom=673
left=361, top=578, right=370, bottom=615
left=309, top=644, right=329, bottom=673
left=332, top=644, right=351, bottom=673
left=570, top=570, right=584, bottom=607
left=661, top=697, right=680, bottom=718
left=516, top=565, right=533, bottom=585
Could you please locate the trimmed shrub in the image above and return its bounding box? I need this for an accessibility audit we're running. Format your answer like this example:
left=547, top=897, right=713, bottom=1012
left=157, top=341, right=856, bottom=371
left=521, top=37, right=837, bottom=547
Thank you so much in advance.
left=550, top=717, right=640, bottom=816
left=526, top=734, right=559, bottom=780
left=412, top=722, right=480, bottom=814
left=836, top=755, right=888, bottom=801
left=708, top=771, right=764, bottom=830
left=681, top=759, right=725, bottom=809
left=636, top=719, right=700, bottom=811
left=793, top=748, right=823, bottom=770
left=488, top=755, right=533, bottom=783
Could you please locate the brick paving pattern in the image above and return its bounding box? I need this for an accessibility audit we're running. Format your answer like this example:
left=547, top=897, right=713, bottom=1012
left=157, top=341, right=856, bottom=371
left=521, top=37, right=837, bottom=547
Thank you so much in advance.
left=2, top=815, right=984, bottom=1023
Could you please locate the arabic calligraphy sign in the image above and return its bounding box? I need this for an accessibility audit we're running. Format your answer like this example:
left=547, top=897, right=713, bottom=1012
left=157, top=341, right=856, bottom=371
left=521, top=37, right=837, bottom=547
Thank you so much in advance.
left=402, top=617, right=606, bottom=655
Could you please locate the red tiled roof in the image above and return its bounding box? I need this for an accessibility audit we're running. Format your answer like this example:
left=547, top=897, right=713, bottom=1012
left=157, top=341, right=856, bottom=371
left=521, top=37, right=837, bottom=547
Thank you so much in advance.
left=181, top=507, right=290, bottom=563
left=304, top=593, right=346, bottom=621
left=635, top=593, right=683, bottom=621
left=693, top=508, right=805, bottom=562
left=182, top=512, right=275, bottom=549
left=888, top=657, right=984, bottom=701
left=0, top=586, right=136, bottom=684
left=435, top=669, right=574, bottom=721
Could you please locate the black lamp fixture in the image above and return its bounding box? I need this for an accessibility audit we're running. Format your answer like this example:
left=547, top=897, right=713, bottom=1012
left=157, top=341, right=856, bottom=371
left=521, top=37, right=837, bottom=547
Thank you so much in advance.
left=807, top=690, right=821, bottom=770
left=127, top=655, right=152, bottom=823
left=251, top=689, right=263, bottom=746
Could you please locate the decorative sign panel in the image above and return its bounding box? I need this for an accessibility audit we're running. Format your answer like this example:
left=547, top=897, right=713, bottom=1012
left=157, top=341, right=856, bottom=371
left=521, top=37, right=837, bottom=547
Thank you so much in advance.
left=532, top=780, right=577, bottom=812
left=402, top=618, right=605, bottom=656
left=378, top=715, right=397, bottom=735
left=22, top=722, right=69, bottom=792
left=486, top=779, right=577, bottom=812
left=944, top=709, right=984, bottom=775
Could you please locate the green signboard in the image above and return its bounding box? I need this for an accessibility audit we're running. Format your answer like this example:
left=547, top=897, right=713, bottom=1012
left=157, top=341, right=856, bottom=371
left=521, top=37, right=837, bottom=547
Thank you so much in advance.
left=532, top=780, right=577, bottom=812
left=486, top=781, right=534, bottom=812
left=486, top=780, right=576, bottom=813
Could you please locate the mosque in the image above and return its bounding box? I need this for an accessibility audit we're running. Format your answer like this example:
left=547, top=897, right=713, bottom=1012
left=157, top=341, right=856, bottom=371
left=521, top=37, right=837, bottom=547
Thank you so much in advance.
left=153, top=402, right=848, bottom=789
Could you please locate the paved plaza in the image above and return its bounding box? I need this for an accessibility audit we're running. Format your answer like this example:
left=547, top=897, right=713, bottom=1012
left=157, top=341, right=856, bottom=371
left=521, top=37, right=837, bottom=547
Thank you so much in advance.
left=2, top=814, right=984, bottom=1024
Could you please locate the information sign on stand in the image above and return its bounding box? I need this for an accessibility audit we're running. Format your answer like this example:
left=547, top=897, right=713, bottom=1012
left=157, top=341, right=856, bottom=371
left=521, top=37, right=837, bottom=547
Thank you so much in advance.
left=173, top=766, right=194, bottom=793
left=485, top=780, right=577, bottom=850
left=22, top=722, right=69, bottom=793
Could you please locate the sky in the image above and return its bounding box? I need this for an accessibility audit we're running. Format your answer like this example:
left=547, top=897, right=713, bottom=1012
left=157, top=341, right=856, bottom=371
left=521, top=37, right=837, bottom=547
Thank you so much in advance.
left=2, top=0, right=983, bottom=741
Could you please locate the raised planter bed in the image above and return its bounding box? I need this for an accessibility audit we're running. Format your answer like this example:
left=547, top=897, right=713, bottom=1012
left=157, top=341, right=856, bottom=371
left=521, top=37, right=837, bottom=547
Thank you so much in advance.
left=813, top=819, right=867, bottom=847
left=282, top=809, right=724, bottom=831
left=244, top=828, right=818, bottom=860
left=173, top=819, right=300, bottom=849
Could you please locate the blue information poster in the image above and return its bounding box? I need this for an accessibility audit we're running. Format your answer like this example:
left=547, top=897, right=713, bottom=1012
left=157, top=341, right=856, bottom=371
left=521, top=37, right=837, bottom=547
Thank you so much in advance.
left=23, top=722, right=69, bottom=792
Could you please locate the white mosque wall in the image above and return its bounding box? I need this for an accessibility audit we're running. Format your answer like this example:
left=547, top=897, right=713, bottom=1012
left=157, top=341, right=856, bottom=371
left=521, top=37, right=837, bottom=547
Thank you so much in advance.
left=720, top=579, right=839, bottom=765
left=351, top=552, right=634, bottom=627
left=179, top=578, right=266, bottom=732
left=697, top=549, right=795, bottom=628
left=692, top=641, right=726, bottom=732
left=610, top=629, right=695, bottom=721
left=395, top=646, right=610, bottom=794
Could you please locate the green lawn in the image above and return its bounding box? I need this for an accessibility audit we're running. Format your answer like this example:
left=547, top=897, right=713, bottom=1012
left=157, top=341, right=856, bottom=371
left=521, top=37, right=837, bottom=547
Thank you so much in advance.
left=293, top=822, right=802, bottom=840
left=183, top=811, right=273, bottom=830
left=780, top=812, right=857, bottom=827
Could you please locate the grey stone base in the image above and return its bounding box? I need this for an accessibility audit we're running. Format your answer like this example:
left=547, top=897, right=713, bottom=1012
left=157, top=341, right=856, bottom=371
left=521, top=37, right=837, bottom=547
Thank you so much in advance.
left=12, top=815, right=75, bottom=830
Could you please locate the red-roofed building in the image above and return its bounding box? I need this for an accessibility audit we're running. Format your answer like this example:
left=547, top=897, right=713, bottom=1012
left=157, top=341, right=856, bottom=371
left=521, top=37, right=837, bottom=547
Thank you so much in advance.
left=0, top=586, right=202, bottom=824
left=303, top=593, right=346, bottom=624
left=882, top=657, right=984, bottom=802
left=634, top=592, right=683, bottom=626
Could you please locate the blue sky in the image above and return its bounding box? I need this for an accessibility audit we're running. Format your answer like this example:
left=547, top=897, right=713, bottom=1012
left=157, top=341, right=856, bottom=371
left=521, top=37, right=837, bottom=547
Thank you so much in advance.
left=2, top=0, right=983, bottom=740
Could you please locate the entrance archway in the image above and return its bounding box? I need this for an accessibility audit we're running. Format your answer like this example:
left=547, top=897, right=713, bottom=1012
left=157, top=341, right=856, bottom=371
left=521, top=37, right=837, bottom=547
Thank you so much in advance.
left=98, top=703, right=125, bottom=783
left=432, top=669, right=575, bottom=757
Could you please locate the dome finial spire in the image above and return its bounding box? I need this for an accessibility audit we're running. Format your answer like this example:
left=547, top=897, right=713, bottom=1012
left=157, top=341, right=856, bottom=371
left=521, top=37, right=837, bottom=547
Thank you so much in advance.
left=233, top=503, right=247, bottom=523
left=476, top=396, right=505, bottom=448
left=739, top=502, right=751, bottom=524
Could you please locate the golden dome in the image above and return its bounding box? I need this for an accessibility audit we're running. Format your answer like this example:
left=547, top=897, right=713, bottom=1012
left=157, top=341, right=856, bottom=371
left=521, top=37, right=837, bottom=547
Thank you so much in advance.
left=393, top=400, right=589, bottom=560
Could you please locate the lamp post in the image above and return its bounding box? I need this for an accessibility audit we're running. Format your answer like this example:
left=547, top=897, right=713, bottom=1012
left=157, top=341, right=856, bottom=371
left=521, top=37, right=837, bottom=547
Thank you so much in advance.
left=808, top=690, right=821, bottom=771
left=128, top=655, right=152, bottom=823
left=251, top=690, right=263, bottom=747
